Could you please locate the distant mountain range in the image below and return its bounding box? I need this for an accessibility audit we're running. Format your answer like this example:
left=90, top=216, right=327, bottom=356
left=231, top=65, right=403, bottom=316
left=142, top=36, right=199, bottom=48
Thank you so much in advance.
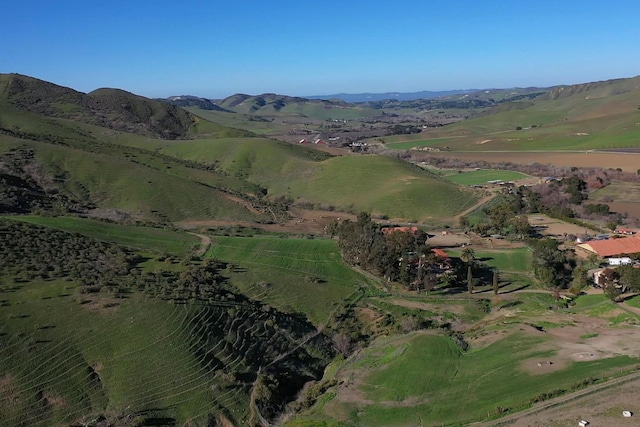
left=306, top=90, right=476, bottom=103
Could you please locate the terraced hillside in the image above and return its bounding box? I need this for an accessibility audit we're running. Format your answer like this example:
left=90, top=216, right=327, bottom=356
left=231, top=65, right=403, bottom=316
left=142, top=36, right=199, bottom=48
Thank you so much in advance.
left=0, top=219, right=335, bottom=426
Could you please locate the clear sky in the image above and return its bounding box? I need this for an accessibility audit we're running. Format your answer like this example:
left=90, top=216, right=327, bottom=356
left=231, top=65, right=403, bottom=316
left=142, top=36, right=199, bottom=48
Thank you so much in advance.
left=2, top=0, right=640, bottom=98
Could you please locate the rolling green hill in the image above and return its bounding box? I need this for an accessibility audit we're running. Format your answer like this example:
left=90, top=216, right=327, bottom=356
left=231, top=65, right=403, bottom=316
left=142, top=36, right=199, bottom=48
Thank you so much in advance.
left=384, top=75, right=640, bottom=152
left=0, top=74, right=197, bottom=139
left=216, top=93, right=381, bottom=120
left=152, top=139, right=478, bottom=221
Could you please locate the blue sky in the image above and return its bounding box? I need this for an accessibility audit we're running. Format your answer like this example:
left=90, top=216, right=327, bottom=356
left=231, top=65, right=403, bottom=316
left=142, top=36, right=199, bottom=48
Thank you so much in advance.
left=2, top=0, right=640, bottom=98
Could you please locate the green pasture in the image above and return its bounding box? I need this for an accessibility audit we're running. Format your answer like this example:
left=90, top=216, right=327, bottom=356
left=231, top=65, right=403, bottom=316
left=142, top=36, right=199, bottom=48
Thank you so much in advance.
left=386, top=138, right=457, bottom=150
left=205, top=236, right=368, bottom=325
left=442, top=169, right=528, bottom=185
left=447, top=247, right=532, bottom=273
left=8, top=216, right=199, bottom=255
left=591, top=180, right=640, bottom=204
left=0, top=280, right=247, bottom=426
left=313, top=332, right=639, bottom=426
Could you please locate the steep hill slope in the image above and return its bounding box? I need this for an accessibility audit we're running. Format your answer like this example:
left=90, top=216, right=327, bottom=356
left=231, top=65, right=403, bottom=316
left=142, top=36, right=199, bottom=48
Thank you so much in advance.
left=0, top=74, right=196, bottom=139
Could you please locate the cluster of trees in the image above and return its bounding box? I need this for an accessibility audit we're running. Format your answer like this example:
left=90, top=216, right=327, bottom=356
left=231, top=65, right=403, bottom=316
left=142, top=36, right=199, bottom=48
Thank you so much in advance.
left=461, top=193, right=533, bottom=239
left=330, top=213, right=440, bottom=289
left=530, top=238, right=572, bottom=289
left=592, top=265, right=640, bottom=301
left=0, top=219, right=136, bottom=291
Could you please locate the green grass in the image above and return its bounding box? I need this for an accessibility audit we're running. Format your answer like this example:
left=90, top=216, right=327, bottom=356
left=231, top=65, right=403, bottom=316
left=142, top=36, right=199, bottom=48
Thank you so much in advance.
left=8, top=216, right=199, bottom=255
left=284, top=156, right=478, bottom=221
left=316, top=332, right=639, bottom=426
left=26, top=141, right=261, bottom=222
left=205, top=236, right=369, bottom=325
left=448, top=247, right=532, bottom=273
left=625, top=295, right=640, bottom=309
left=0, top=280, right=247, bottom=426
left=151, top=139, right=478, bottom=221
left=443, top=169, right=528, bottom=185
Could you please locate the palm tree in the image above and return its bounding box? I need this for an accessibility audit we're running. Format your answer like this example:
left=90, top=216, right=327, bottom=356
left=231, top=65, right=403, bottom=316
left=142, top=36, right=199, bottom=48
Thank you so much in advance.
left=460, top=247, right=476, bottom=265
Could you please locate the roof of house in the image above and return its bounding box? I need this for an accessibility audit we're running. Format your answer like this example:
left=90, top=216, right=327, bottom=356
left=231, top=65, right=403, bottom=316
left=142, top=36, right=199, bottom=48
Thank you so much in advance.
left=577, top=236, right=640, bottom=257
left=381, top=226, right=419, bottom=235
left=432, top=248, right=449, bottom=259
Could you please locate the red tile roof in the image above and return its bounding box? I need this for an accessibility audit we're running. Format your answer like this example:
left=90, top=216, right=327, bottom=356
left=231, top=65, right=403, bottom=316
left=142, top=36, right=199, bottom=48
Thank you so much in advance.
left=432, top=248, right=449, bottom=259
left=578, top=236, right=640, bottom=257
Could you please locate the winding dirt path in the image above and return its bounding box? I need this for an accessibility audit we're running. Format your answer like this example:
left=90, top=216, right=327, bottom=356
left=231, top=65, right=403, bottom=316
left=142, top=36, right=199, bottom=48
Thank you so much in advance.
left=188, top=232, right=212, bottom=257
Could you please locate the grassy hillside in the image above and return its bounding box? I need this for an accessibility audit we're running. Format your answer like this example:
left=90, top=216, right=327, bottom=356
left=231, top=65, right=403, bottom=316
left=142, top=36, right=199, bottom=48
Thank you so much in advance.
left=292, top=332, right=638, bottom=426
left=215, top=93, right=381, bottom=121
left=27, top=141, right=263, bottom=222
left=8, top=215, right=199, bottom=255
left=206, top=236, right=369, bottom=325
left=153, top=139, right=478, bottom=221
left=0, top=74, right=197, bottom=139
left=0, top=220, right=334, bottom=426
left=382, top=76, right=640, bottom=152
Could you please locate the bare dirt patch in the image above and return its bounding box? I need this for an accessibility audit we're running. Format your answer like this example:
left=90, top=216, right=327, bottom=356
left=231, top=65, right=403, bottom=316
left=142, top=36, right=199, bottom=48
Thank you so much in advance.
left=426, top=231, right=471, bottom=247
left=517, top=314, right=640, bottom=378
left=0, top=374, right=19, bottom=406
left=529, top=214, right=594, bottom=237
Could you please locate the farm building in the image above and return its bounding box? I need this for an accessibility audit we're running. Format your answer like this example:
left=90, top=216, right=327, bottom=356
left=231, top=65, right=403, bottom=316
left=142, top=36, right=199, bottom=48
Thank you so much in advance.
left=615, top=227, right=637, bottom=236
left=608, top=257, right=632, bottom=266
left=431, top=248, right=452, bottom=270
left=576, top=236, right=640, bottom=258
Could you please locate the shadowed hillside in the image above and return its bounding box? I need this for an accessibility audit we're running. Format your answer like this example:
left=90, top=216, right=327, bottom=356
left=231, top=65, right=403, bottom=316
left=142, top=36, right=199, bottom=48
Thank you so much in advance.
left=1, top=74, right=196, bottom=139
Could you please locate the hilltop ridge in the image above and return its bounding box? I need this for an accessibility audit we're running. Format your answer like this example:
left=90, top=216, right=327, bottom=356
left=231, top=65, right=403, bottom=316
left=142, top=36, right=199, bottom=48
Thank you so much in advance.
left=1, top=73, right=196, bottom=139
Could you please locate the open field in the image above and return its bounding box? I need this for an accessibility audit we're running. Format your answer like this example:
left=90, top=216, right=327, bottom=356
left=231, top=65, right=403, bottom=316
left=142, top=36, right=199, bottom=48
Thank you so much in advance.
left=447, top=247, right=532, bottom=273
left=308, top=329, right=640, bottom=426
left=205, top=236, right=369, bottom=324
left=386, top=138, right=455, bottom=150
left=423, top=151, right=640, bottom=173
left=590, top=180, right=640, bottom=217
left=529, top=214, right=600, bottom=237
left=8, top=216, right=199, bottom=255
left=441, top=169, right=528, bottom=185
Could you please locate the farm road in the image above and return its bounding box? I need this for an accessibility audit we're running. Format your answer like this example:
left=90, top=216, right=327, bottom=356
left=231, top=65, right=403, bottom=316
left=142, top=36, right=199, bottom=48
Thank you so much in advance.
left=188, top=232, right=212, bottom=257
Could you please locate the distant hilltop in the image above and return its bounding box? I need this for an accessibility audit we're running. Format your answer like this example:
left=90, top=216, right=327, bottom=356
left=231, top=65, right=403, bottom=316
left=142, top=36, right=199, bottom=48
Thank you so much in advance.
left=306, top=90, right=475, bottom=103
